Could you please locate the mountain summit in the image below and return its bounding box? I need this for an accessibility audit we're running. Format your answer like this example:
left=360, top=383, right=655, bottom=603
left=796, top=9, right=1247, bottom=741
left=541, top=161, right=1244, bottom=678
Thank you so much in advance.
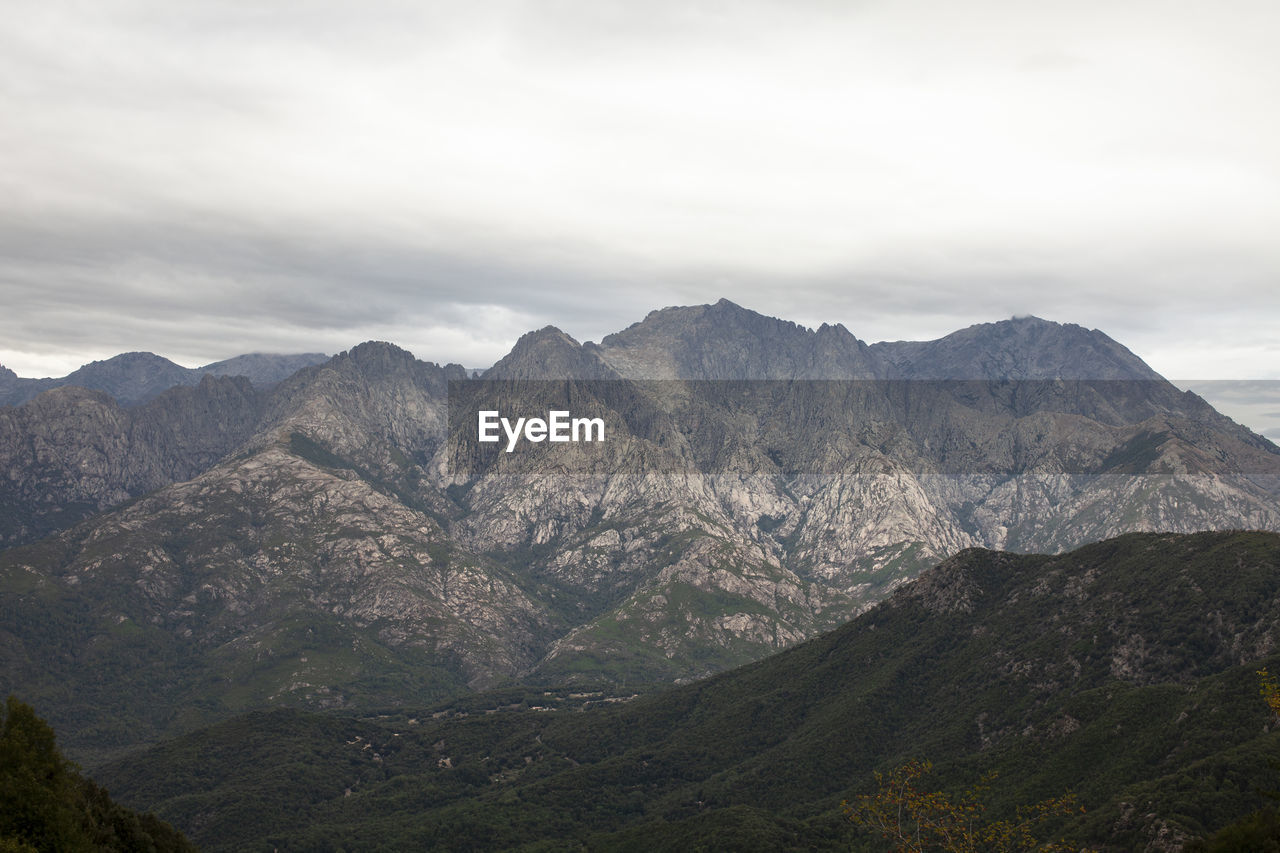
left=2, top=303, right=1279, bottom=757
left=593, top=299, right=879, bottom=379
left=871, top=315, right=1164, bottom=379
left=486, top=327, right=618, bottom=380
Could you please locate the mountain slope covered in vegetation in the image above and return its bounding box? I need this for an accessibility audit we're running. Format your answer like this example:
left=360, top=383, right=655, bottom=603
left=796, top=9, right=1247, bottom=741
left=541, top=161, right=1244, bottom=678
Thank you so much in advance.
left=98, top=531, right=1280, bottom=851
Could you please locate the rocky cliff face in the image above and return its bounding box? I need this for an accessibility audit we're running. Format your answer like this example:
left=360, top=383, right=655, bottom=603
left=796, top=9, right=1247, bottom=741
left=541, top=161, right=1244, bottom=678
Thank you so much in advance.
left=0, top=376, right=265, bottom=548
left=3, top=301, right=1280, bottom=751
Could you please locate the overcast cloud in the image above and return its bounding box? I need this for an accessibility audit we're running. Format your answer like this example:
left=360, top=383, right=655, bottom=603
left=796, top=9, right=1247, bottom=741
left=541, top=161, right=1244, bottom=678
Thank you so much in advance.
left=2, top=0, right=1278, bottom=390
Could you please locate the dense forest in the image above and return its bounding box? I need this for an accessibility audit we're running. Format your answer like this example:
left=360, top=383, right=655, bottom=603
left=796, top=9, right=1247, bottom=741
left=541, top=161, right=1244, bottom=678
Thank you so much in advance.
left=81, top=531, right=1280, bottom=851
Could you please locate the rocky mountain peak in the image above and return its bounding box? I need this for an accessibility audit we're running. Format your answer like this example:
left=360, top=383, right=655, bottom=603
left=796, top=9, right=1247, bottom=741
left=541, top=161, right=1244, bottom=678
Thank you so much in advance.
left=600, top=299, right=798, bottom=345
left=517, top=325, right=579, bottom=347
left=871, top=315, right=1163, bottom=380
left=486, top=326, right=616, bottom=379
left=58, top=351, right=195, bottom=406
left=342, top=340, right=418, bottom=367
left=198, top=352, right=329, bottom=386
left=311, top=341, right=454, bottom=388
left=66, top=351, right=186, bottom=379
left=594, top=299, right=877, bottom=379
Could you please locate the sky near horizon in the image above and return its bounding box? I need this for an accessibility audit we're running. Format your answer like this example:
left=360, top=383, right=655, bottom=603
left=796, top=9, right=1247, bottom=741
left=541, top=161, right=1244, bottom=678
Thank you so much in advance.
left=2, top=1, right=1278, bottom=383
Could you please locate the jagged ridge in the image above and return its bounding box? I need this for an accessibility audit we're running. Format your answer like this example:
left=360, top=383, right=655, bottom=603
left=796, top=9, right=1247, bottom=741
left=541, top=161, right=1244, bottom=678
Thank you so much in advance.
left=2, top=304, right=1279, bottom=761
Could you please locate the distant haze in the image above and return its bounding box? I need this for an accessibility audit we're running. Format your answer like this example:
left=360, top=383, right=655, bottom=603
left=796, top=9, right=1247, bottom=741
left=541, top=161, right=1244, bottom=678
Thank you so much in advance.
left=2, top=1, right=1277, bottom=383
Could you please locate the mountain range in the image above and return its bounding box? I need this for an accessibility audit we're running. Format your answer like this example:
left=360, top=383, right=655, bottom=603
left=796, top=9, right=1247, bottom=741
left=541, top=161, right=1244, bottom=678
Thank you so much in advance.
left=2, top=300, right=1279, bottom=761
left=0, top=351, right=330, bottom=408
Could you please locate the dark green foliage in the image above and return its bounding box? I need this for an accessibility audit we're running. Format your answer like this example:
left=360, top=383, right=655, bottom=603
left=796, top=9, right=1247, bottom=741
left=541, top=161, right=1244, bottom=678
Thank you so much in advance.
left=0, top=493, right=99, bottom=554
left=95, top=531, right=1280, bottom=851
left=288, top=431, right=355, bottom=471
left=594, top=805, right=815, bottom=852
left=1098, top=429, right=1171, bottom=474
left=1188, top=809, right=1280, bottom=852
left=0, top=696, right=194, bottom=852
left=0, top=695, right=87, bottom=852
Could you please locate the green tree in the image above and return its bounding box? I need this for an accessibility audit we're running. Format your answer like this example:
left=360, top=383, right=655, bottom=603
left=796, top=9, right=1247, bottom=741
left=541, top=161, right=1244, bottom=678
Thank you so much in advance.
left=0, top=696, right=196, bottom=852
left=1260, top=669, right=1280, bottom=722
left=844, top=759, right=1081, bottom=852
left=0, top=695, right=91, bottom=851
left=1185, top=670, right=1280, bottom=852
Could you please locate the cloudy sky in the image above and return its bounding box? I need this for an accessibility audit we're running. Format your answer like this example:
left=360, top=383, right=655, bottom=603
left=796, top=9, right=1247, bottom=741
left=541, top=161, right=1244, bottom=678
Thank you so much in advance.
left=3, top=0, right=1278, bottom=388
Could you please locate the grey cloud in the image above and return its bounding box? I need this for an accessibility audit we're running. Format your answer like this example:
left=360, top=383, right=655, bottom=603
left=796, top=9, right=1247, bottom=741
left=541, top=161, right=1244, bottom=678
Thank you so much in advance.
left=2, top=0, right=1277, bottom=383
left=0, top=207, right=667, bottom=365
